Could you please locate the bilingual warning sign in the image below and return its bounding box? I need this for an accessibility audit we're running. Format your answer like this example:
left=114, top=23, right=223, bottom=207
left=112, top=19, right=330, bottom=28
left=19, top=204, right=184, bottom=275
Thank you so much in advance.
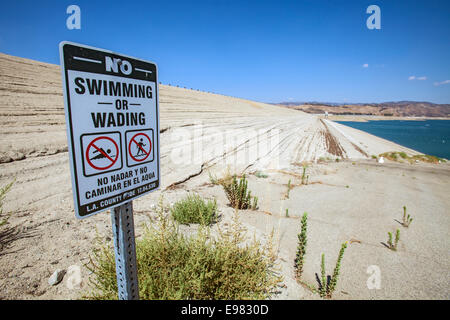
left=60, top=42, right=160, bottom=219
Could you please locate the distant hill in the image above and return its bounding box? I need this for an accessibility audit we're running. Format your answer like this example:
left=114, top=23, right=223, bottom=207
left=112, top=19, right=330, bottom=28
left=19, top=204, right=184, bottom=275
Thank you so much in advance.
left=276, top=101, right=450, bottom=117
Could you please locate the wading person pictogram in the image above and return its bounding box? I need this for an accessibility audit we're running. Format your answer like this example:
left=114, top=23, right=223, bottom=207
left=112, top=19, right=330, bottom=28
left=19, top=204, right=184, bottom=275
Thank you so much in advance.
left=136, top=138, right=146, bottom=156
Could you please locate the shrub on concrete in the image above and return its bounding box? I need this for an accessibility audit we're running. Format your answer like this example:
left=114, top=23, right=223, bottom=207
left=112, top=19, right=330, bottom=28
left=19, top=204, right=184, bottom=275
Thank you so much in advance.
left=221, top=174, right=258, bottom=210
left=379, top=152, right=445, bottom=164
left=171, top=194, right=217, bottom=225
left=85, top=208, right=281, bottom=300
left=318, top=242, right=348, bottom=298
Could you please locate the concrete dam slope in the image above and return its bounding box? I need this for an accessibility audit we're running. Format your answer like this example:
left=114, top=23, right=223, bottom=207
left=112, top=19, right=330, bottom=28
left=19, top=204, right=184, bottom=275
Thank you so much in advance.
left=0, top=52, right=416, bottom=201
left=3, top=52, right=448, bottom=301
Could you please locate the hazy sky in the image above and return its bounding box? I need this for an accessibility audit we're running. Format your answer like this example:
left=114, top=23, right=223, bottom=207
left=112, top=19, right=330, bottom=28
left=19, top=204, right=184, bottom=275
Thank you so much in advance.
left=0, top=0, right=449, bottom=103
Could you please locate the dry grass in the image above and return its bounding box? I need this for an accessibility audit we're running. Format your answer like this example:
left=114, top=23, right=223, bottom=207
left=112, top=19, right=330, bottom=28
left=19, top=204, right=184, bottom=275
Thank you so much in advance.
left=379, top=152, right=446, bottom=164
left=84, top=205, right=281, bottom=300
left=0, top=180, right=14, bottom=226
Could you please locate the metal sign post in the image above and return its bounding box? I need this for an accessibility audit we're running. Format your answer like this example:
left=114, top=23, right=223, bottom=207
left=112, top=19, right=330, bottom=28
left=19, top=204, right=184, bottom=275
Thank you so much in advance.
left=111, top=201, right=139, bottom=300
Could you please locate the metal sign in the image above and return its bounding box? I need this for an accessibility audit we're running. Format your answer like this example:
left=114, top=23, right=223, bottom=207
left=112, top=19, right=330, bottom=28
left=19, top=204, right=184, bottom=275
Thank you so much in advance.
left=59, top=42, right=160, bottom=219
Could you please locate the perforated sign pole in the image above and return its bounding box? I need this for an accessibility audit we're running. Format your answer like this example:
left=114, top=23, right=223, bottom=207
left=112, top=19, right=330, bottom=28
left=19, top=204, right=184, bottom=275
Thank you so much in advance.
left=111, top=201, right=139, bottom=300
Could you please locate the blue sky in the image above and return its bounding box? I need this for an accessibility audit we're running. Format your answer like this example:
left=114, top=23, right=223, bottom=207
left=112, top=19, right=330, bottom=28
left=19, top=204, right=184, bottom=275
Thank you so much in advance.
left=0, top=0, right=449, bottom=103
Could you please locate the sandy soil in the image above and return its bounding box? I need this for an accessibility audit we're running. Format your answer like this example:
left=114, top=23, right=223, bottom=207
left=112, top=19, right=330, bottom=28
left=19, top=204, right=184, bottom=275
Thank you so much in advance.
left=0, top=52, right=449, bottom=300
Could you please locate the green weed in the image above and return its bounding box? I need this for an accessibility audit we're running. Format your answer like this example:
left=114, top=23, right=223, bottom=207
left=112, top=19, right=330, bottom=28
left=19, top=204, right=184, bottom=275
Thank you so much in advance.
left=221, top=174, right=258, bottom=210
left=254, top=171, right=268, bottom=179
left=301, top=165, right=309, bottom=185
left=294, top=213, right=308, bottom=280
left=85, top=207, right=281, bottom=300
left=318, top=242, right=347, bottom=298
left=401, top=206, right=413, bottom=227
left=379, top=152, right=445, bottom=164
left=285, top=179, right=292, bottom=199
left=387, top=229, right=400, bottom=251
left=170, top=194, right=217, bottom=225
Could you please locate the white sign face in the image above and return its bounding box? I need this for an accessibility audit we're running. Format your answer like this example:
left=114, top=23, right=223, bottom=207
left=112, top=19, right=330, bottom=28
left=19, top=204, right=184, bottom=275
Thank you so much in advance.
left=60, top=42, right=160, bottom=219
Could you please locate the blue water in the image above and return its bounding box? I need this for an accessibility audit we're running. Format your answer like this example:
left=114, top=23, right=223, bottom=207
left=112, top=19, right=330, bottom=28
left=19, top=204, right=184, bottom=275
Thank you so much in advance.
left=336, top=120, right=450, bottom=160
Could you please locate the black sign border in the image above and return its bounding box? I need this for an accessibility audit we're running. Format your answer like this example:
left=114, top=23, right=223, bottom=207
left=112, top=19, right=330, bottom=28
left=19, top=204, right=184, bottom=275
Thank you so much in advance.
left=60, top=41, right=160, bottom=219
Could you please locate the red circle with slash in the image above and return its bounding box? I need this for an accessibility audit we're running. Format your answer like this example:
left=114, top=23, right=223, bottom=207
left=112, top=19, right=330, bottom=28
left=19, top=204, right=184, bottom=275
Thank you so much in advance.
left=128, top=132, right=152, bottom=162
left=86, top=136, right=119, bottom=170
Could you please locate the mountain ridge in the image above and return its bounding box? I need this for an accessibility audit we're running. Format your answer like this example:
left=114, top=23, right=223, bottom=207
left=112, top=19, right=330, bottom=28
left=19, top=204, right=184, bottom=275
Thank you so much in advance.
left=275, top=101, right=450, bottom=117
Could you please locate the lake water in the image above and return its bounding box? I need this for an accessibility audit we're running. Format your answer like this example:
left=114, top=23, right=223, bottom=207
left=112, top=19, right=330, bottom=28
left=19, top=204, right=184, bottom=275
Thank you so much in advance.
left=336, top=120, right=450, bottom=160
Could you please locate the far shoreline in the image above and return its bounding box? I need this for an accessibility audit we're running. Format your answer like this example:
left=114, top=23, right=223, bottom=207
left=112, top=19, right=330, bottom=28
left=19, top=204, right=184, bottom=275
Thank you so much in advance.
left=322, top=115, right=450, bottom=122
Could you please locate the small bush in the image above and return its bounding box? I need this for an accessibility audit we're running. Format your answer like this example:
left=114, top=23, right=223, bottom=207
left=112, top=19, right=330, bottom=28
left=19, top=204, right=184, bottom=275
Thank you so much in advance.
left=294, top=213, right=308, bottom=280
left=85, top=209, right=281, bottom=300
left=379, top=152, right=444, bottom=164
left=411, top=154, right=443, bottom=163
left=221, top=174, right=258, bottom=210
left=318, top=242, right=347, bottom=298
left=171, top=194, right=217, bottom=225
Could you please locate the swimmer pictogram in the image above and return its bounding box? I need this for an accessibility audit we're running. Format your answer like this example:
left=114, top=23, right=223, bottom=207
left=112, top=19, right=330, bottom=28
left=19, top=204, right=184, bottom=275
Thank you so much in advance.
left=87, top=136, right=118, bottom=169
left=81, top=132, right=123, bottom=176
